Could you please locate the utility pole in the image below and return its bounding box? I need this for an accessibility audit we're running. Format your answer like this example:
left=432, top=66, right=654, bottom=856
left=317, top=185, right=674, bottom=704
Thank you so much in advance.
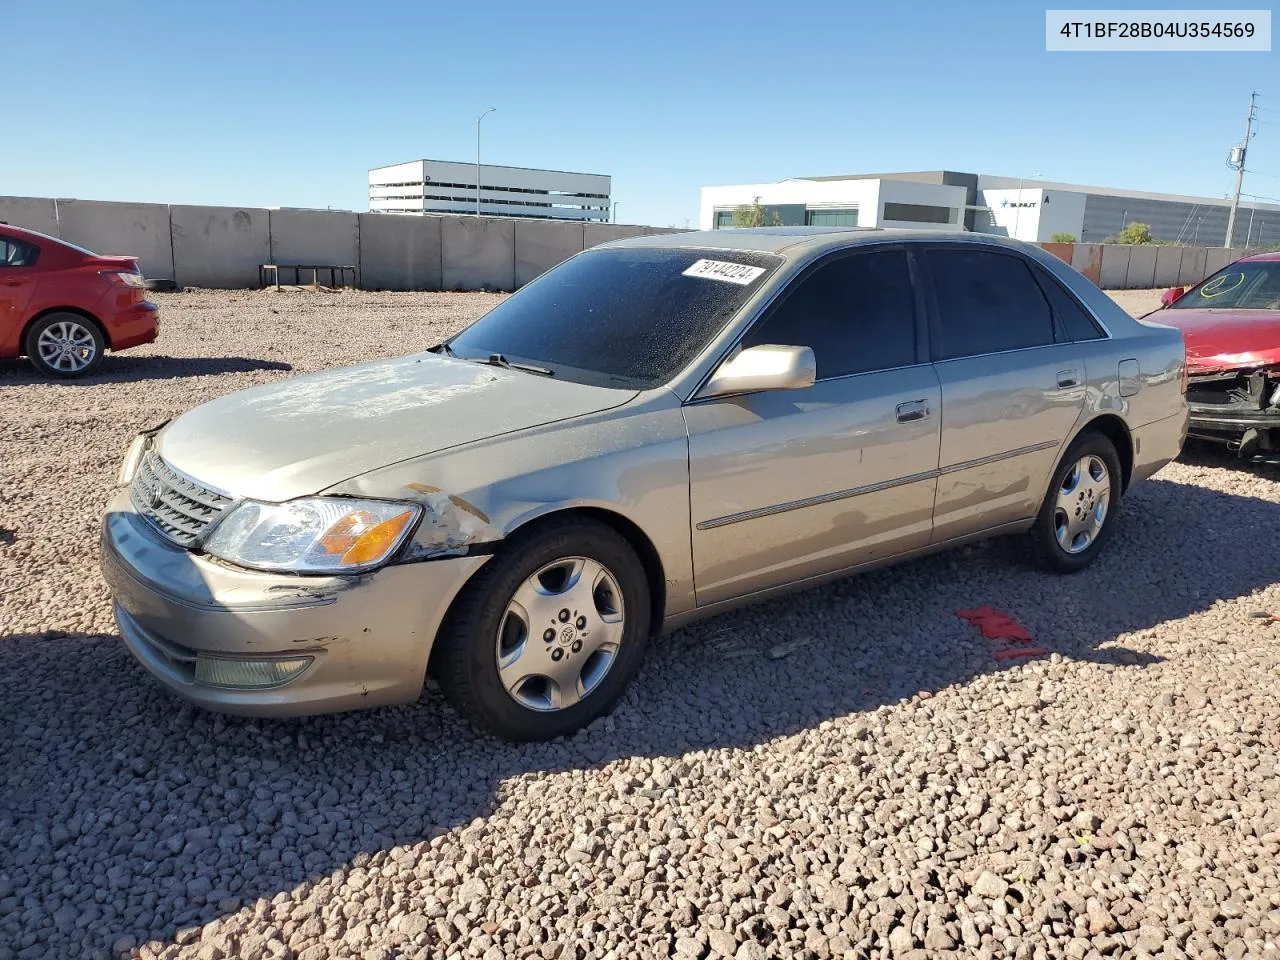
left=1225, top=92, right=1257, bottom=248
left=476, top=107, right=496, bottom=217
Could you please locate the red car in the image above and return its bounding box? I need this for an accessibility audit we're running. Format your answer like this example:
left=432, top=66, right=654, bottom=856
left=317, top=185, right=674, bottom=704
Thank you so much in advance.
left=1149, top=251, right=1280, bottom=457
left=0, top=223, right=160, bottom=378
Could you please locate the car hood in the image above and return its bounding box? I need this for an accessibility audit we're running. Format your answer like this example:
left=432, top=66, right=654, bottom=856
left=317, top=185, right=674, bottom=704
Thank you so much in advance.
left=155, top=352, right=637, bottom=501
left=1153, top=307, right=1280, bottom=374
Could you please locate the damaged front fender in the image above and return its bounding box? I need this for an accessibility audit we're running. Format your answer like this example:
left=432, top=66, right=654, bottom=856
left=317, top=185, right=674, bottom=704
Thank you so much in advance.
left=399, top=482, right=501, bottom=560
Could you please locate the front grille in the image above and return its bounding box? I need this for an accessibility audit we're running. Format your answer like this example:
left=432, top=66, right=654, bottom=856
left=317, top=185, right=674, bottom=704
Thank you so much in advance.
left=130, top=450, right=232, bottom=547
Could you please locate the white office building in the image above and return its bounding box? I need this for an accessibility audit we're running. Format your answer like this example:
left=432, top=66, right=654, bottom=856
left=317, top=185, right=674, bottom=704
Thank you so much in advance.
left=369, top=159, right=611, bottom=221
left=702, top=170, right=1280, bottom=246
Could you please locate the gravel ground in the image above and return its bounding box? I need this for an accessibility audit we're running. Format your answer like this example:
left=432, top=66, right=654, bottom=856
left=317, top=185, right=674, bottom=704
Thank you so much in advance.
left=2, top=288, right=1279, bottom=960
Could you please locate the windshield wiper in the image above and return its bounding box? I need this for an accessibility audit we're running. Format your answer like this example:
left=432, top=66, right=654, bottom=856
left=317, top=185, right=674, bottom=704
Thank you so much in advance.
left=480, top=353, right=554, bottom=377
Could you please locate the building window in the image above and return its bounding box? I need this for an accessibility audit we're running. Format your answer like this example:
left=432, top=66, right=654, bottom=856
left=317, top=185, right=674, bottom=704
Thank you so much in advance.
left=713, top=210, right=737, bottom=229
left=882, top=202, right=955, bottom=224
left=804, top=208, right=859, bottom=227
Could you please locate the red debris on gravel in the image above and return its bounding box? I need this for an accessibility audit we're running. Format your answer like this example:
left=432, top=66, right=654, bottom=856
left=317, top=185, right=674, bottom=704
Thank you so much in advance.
left=958, top=607, right=1047, bottom=663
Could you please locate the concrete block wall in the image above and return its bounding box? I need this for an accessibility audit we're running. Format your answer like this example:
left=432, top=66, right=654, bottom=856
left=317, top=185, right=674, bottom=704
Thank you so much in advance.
left=0, top=195, right=682, bottom=293
left=358, top=213, right=443, bottom=291
left=56, top=199, right=175, bottom=279
left=1040, top=241, right=1248, bottom=290
left=170, top=206, right=270, bottom=288
left=6, top=193, right=1246, bottom=293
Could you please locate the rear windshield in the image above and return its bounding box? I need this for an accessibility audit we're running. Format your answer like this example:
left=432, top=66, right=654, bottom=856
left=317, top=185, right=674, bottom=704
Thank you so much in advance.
left=446, top=247, right=782, bottom=388
left=1172, top=261, right=1280, bottom=310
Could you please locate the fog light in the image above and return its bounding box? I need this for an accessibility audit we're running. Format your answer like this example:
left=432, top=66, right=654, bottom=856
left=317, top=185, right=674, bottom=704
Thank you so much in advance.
left=194, top=655, right=313, bottom=689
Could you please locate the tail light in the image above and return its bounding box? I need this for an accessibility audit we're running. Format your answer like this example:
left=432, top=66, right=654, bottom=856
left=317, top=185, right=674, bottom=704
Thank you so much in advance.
left=100, top=270, right=146, bottom=288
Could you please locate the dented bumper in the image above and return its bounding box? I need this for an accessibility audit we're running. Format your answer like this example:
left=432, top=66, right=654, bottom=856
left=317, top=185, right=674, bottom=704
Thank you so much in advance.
left=1186, top=368, right=1280, bottom=449
left=100, top=490, right=489, bottom=716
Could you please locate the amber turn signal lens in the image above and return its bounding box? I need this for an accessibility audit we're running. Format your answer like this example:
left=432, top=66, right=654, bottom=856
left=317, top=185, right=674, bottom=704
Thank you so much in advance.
left=339, top=511, right=417, bottom=565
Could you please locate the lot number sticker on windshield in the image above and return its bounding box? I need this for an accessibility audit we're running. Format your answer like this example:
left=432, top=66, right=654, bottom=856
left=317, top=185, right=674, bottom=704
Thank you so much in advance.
left=682, top=259, right=766, bottom=285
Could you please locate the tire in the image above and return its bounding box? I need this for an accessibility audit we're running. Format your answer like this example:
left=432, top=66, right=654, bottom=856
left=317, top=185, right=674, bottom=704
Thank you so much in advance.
left=1029, top=430, right=1123, bottom=573
left=434, top=517, right=651, bottom=741
left=24, top=313, right=106, bottom=378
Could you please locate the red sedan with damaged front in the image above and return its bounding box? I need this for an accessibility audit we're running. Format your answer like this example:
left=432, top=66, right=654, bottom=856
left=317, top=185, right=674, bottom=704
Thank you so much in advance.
left=1149, top=251, right=1280, bottom=457
left=0, top=223, right=159, bottom=378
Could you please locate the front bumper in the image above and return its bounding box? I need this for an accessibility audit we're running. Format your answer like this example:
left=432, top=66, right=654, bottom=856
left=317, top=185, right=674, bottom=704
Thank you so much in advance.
left=1187, top=404, right=1280, bottom=443
left=100, top=490, right=489, bottom=716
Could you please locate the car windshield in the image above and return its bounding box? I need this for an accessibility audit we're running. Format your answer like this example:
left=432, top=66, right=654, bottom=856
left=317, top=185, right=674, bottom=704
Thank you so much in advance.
left=1172, top=260, right=1280, bottom=310
left=445, top=247, right=782, bottom=388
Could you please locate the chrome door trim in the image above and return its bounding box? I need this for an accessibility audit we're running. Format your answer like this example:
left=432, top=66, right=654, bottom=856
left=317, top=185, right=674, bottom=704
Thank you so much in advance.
left=696, top=468, right=940, bottom=531
left=938, top=439, right=1060, bottom=476
left=696, top=438, right=1059, bottom=531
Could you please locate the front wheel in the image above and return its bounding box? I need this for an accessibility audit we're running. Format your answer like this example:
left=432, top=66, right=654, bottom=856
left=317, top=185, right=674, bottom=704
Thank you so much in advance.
left=1029, top=431, right=1123, bottom=573
left=434, top=517, right=651, bottom=741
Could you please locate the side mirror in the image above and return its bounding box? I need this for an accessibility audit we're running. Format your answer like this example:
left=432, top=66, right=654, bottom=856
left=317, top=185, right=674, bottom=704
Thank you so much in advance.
left=701, top=344, right=816, bottom=398
left=1160, top=286, right=1186, bottom=307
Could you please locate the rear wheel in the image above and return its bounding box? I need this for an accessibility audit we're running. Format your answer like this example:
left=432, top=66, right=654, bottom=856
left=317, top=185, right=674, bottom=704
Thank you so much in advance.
left=434, top=517, right=651, bottom=741
left=1029, top=431, right=1123, bottom=573
left=24, top=313, right=105, bottom=378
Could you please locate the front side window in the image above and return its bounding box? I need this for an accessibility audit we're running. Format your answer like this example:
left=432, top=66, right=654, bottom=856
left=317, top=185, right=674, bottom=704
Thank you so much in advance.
left=1171, top=261, right=1280, bottom=311
left=927, top=248, right=1056, bottom=359
left=447, top=247, right=781, bottom=388
left=0, top=237, right=39, bottom=267
left=742, top=249, right=917, bottom=379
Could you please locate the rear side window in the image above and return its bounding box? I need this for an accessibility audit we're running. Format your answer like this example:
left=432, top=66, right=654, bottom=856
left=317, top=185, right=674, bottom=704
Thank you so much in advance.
left=0, top=236, right=39, bottom=267
left=1029, top=264, right=1107, bottom=341
left=927, top=248, right=1055, bottom=359
left=743, top=249, right=916, bottom=379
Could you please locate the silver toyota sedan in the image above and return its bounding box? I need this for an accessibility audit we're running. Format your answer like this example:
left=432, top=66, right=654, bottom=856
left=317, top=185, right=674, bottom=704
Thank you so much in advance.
left=101, top=229, right=1188, bottom=740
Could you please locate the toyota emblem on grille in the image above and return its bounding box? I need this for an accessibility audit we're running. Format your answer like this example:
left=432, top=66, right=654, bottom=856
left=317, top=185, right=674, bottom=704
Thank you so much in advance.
left=148, top=485, right=164, bottom=510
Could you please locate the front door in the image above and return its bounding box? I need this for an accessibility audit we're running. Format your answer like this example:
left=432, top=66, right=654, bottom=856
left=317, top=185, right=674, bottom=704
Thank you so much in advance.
left=919, top=245, right=1087, bottom=542
left=684, top=247, right=942, bottom=606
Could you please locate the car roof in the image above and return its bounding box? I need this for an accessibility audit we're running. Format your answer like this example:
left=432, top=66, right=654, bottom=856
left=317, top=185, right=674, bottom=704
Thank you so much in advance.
left=1239, top=250, right=1280, bottom=262
left=601, top=226, right=1046, bottom=258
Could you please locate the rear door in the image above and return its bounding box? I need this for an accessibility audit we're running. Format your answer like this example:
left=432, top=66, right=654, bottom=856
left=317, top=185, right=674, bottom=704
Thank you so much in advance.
left=919, top=245, right=1086, bottom=542
left=0, top=235, right=41, bottom=345
left=684, top=245, right=942, bottom=605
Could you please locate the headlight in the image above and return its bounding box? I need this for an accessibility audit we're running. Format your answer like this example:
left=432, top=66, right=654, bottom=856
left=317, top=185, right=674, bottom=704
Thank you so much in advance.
left=118, top=434, right=149, bottom=486
left=203, top=498, right=421, bottom=574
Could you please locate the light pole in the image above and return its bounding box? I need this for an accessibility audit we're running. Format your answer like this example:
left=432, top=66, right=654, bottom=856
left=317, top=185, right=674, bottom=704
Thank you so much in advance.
left=475, top=107, right=496, bottom=217
left=1120, top=209, right=1129, bottom=233
left=1012, top=172, right=1040, bottom=241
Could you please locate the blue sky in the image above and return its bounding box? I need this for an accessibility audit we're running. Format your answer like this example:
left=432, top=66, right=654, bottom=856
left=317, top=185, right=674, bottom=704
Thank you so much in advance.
left=3, top=0, right=1277, bottom=226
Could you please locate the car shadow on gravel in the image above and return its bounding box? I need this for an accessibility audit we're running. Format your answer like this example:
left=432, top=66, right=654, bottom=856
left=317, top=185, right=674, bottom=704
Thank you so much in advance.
left=1, top=473, right=1277, bottom=955
left=0, top=355, right=292, bottom=385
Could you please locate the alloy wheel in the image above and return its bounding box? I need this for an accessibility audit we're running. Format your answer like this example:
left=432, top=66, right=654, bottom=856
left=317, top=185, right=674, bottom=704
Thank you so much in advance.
left=1053, top=454, right=1110, bottom=554
left=495, top=556, right=625, bottom=711
left=36, top=320, right=98, bottom=374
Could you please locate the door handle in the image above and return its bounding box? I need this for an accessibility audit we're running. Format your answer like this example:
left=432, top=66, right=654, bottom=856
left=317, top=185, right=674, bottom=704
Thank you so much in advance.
left=0, top=278, right=28, bottom=287
left=1056, top=369, right=1081, bottom=389
left=895, top=399, right=930, bottom=423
